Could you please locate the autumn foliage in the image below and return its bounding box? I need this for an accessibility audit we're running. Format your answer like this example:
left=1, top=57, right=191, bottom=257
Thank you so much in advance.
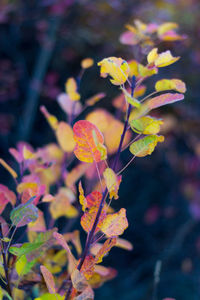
left=0, top=18, right=186, bottom=300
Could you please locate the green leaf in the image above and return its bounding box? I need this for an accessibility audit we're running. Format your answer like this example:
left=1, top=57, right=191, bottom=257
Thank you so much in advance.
left=121, top=88, right=141, bottom=108
left=10, top=196, right=38, bottom=227
left=129, top=135, right=164, bottom=157
left=130, top=116, right=163, bottom=135
left=34, top=293, right=64, bottom=300
left=9, top=242, right=43, bottom=257
left=26, top=229, right=57, bottom=261
left=1, top=237, right=11, bottom=243
left=15, top=255, right=36, bottom=276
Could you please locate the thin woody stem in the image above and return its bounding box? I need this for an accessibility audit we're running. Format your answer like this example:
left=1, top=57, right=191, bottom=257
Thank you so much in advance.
left=65, top=77, right=136, bottom=299
left=0, top=224, right=12, bottom=297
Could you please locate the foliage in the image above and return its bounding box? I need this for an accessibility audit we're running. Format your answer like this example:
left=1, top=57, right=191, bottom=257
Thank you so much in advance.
left=0, top=9, right=187, bottom=300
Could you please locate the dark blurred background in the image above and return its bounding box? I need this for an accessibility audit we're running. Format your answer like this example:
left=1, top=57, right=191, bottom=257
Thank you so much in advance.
left=0, top=0, right=200, bottom=299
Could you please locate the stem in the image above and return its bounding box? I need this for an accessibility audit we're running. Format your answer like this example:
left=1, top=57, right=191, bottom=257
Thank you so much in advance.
left=117, top=155, right=136, bottom=175
left=0, top=225, right=12, bottom=297
left=65, top=78, right=136, bottom=299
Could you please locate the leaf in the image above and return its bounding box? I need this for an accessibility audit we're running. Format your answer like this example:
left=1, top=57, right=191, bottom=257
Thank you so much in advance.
left=65, top=77, right=80, bottom=101
left=53, top=232, right=77, bottom=267
left=138, top=64, right=157, bottom=77
left=0, top=158, right=18, bottom=179
left=130, top=116, right=163, bottom=135
left=10, top=196, right=38, bottom=227
left=9, top=242, right=44, bottom=257
left=15, top=255, right=36, bottom=276
left=121, top=88, right=141, bottom=108
left=101, top=208, right=128, bottom=237
left=73, top=120, right=107, bottom=163
left=55, top=122, right=76, bottom=152
left=57, top=93, right=82, bottom=117
left=34, top=293, right=64, bottom=300
left=40, top=265, right=56, bottom=294
left=17, top=182, right=38, bottom=194
left=50, top=188, right=78, bottom=219
left=147, top=93, right=184, bottom=110
left=115, top=238, right=133, bottom=251
left=155, top=79, right=186, bottom=93
left=81, top=191, right=106, bottom=233
left=95, top=238, right=117, bottom=263
left=129, top=135, right=164, bottom=157
left=23, top=146, right=35, bottom=160
left=40, top=106, right=58, bottom=130
left=0, top=184, right=16, bottom=214
left=78, top=182, right=87, bottom=212
left=147, top=48, right=159, bottom=64
left=98, top=57, right=130, bottom=85
left=86, top=109, right=131, bottom=155
left=71, top=269, right=88, bottom=292
left=86, top=93, right=106, bottom=107
left=74, top=286, right=94, bottom=300
left=27, top=229, right=57, bottom=261
left=103, top=168, right=121, bottom=200
left=157, top=22, right=178, bottom=36
left=81, top=58, right=94, bottom=69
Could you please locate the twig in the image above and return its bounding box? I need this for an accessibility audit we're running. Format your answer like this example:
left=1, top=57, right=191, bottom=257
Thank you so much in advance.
left=64, top=77, right=136, bottom=299
left=0, top=224, right=12, bottom=297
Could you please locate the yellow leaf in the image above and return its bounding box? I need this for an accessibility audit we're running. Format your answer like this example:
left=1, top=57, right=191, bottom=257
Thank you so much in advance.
left=147, top=48, right=158, bottom=64
left=78, top=181, right=87, bottom=211
left=23, top=146, right=35, bottom=160
left=0, top=158, right=17, bottom=179
left=55, top=122, right=75, bottom=152
left=98, top=57, right=130, bottom=85
left=154, top=50, right=180, bottom=67
left=128, top=60, right=139, bottom=77
left=17, top=182, right=38, bottom=194
left=40, top=106, right=58, bottom=130
left=157, top=22, right=178, bottom=36
left=50, top=188, right=78, bottom=219
left=101, top=208, right=128, bottom=237
left=121, top=88, right=141, bottom=108
left=130, top=116, right=163, bottom=135
left=81, top=58, right=94, bottom=69
left=65, top=77, right=80, bottom=101
left=155, top=79, right=186, bottom=93
left=138, top=64, right=157, bottom=77
left=129, top=135, right=164, bottom=157
left=103, top=168, right=121, bottom=200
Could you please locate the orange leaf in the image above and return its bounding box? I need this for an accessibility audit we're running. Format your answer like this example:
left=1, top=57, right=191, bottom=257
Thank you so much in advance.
left=101, top=208, right=128, bottom=237
left=81, top=191, right=106, bottom=234
left=73, top=120, right=107, bottom=163
left=78, top=181, right=87, bottom=212
left=95, top=238, right=117, bottom=263
left=40, top=265, right=56, bottom=294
